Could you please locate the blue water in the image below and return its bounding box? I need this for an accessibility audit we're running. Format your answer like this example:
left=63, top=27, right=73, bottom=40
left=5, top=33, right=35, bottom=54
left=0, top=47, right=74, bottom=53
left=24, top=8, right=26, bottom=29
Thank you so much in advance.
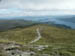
left=23, top=16, right=75, bottom=29
left=0, top=15, right=75, bottom=29
left=47, top=18, right=75, bottom=29
left=21, top=16, right=75, bottom=29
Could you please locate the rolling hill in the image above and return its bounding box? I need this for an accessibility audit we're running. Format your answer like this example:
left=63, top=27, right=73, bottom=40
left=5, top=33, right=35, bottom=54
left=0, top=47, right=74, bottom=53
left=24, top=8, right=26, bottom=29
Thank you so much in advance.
left=0, top=24, right=75, bottom=56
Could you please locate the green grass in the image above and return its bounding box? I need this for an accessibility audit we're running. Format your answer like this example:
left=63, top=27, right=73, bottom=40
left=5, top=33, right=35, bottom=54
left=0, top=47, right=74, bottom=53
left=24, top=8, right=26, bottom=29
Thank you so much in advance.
left=30, top=25, right=75, bottom=45
left=0, top=27, right=37, bottom=44
left=0, top=24, right=75, bottom=56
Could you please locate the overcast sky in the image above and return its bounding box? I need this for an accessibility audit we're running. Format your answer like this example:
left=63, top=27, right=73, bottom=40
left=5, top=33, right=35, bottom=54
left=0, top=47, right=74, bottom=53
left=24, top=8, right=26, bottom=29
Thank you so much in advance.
left=0, top=0, right=75, bottom=17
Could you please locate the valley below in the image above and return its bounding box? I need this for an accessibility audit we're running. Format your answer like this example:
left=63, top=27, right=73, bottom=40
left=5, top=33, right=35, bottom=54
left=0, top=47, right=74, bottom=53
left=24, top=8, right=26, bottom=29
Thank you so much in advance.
left=0, top=16, right=75, bottom=56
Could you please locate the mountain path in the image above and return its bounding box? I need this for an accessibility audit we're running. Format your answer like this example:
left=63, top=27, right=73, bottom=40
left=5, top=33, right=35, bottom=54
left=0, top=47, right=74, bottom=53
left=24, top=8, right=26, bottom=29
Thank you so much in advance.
left=30, top=28, right=42, bottom=44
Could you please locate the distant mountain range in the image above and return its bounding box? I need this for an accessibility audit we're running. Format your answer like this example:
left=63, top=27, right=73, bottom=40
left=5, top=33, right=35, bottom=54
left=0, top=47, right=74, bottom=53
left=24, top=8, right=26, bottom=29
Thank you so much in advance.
left=0, top=15, right=75, bottom=31
left=0, top=19, right=38, bottom=31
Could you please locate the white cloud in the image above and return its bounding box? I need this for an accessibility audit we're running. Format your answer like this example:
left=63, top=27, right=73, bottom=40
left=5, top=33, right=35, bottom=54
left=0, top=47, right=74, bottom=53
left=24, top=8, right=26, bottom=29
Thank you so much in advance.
left=0, top=0, right=75, bottom=10
left=0, top=0, right=75, bottom=16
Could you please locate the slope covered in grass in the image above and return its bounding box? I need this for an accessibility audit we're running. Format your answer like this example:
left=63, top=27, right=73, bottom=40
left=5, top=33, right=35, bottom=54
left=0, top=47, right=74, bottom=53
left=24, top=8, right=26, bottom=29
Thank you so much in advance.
left=34, top=25, right=75, bottom=45
left=0, top=24, right=75, bottom=45
left=0, top=24, right=75, bottom=56
left=0, top=27, right=37, bottom=44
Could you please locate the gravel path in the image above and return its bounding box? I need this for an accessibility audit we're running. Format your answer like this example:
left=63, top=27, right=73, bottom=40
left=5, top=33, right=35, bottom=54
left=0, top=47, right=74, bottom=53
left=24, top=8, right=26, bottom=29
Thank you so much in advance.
left=30, top=28, right=42, bottom=44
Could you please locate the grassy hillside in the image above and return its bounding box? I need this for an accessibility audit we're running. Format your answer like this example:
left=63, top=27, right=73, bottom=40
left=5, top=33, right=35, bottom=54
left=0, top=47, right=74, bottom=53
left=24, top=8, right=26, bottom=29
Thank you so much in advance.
left=35, top=25, right=75, bottom=45
left=0, top=24, right=74, bottom=44
left=0, top=24, right=75, bottom=56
